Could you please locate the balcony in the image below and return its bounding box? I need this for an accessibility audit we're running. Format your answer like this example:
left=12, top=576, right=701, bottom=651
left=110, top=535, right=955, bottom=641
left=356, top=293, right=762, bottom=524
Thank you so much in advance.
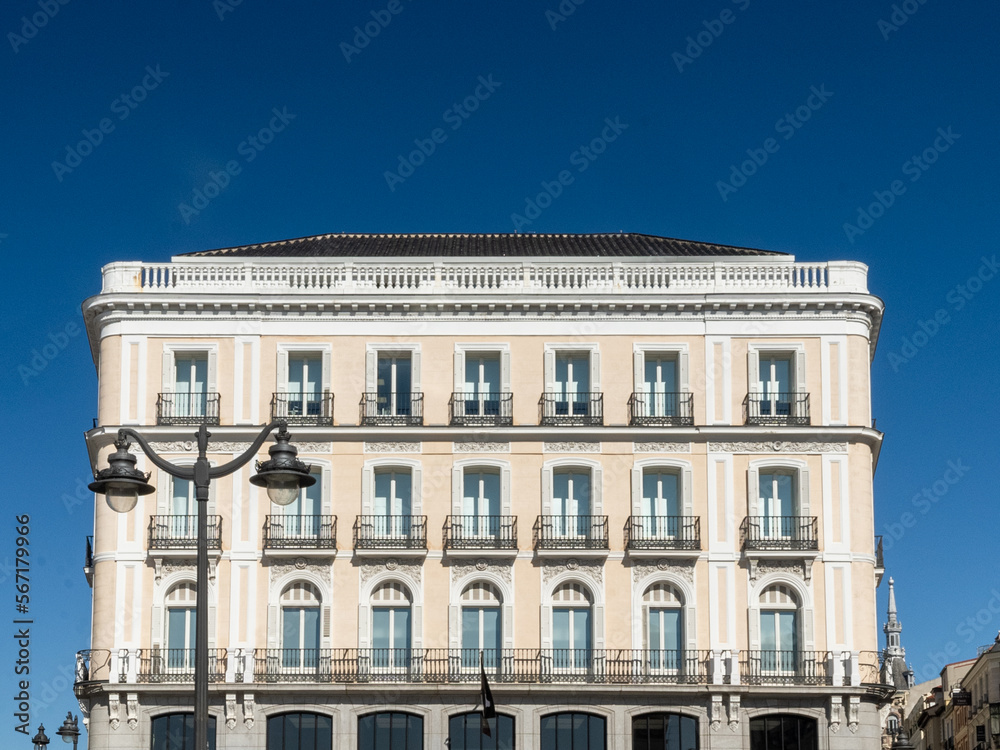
left=741, top=516, right=818, bottom=552
left=136, top=648, right=227, bottom=683
left=534, top=515, right=609, bottom=554
left=875, top=534, right=885, bottom=587
left=148, top=515, right=222, bottom=551
left=359, top=392, right=424, bottom=426
left=740, top=650, right=832, bottom=686
left=539, top=392, right=603, bottom=426
left=156, top=392, right=221, bottom=426
left=625, top=516, right=700, bottom=556
left=743, top=392, right=810, bottom=426
left=263, top=515, right=336, bottom=554
left=628, top=392, right=694, bottom=427
left=449, top=392, right=513, bottom=427
left=354, top=515, right=427, bottom=555
left=444, top=515, right=517, bottom=555
left=270, top=392, right=334, bottom=426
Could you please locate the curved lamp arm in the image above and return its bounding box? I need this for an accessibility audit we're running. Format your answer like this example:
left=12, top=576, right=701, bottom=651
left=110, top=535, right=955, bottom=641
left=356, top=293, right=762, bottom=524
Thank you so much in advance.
left=209, top=420, right=284, bottom=478
left=118, top=428, right=196, bottom=480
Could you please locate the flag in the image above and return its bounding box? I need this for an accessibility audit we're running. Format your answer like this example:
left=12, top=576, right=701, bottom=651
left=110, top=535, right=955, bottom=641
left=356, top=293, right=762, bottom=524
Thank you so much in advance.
left=479, top=650, right=496, bottom=737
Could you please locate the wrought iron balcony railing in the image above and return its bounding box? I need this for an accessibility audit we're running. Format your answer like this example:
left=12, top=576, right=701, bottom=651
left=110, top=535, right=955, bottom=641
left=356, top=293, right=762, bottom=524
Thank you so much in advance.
left=743, top=392, right=811, bottom=426
left=534, top=515, right=609, bottom=550
left=354, top=515, right=427, bottom=550
left=538, top=392, right=603, bottom=426
left=875, top=535, right=884, bottom=570
left=156, top=392, right=221, bottom=426
left=449, top=392, right=513, bottom=426
left=263, top=515, right=336, bottom=550
left=625, top=516, right=700, bottom=551
left=444, top=515, right=517, bottom=550
left=270, top=392, right=333, bottom=426
left=74, top=649, right=111, bottom=684
left=359, top=392, right=424, bottom=426
left=741, top=516, right=818, bottom=551
left=740, top=650, right=832, bottom=686
left=136, top=648, right=227, bottom=683
left=148, top=515, right=222, bottom=550
left=628, top=392, right=694, bottom=426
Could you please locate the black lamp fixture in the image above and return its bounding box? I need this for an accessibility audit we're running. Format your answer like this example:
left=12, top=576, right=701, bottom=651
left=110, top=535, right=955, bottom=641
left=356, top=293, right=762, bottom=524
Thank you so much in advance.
left=32, top=724, right=50, bottom=749
left=55, top=713, right=80, bottom=749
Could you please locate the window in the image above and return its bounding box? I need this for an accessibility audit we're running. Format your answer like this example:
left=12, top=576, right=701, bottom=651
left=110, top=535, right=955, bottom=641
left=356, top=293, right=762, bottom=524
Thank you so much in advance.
left=643, top=584, right=683, bottom=671
left=174, top=354, right=208, bottom=418
left=551, top=583, right=592, bottom=670
left=378, top=354, right=413, bottom=417
left=462, top=469, right=501, bottom=539
left=757, top=353, right=793, bottom=416
left=642, top=354, right=679, bottom=417
left=632, top=713, right=698, bottom=750
left=281, top=469, right=322, bottom=538
left=287, top=354, right=323, bottom=417
left=281, top=583, right=321, bottom=671
left=449, top=712, right=514, bottom=750
left=552, top=470, right=590, bottom=538
left=461, top=582, right=502, bottom=669
left=642, top=470, right=679, bottom=538
left=463, top=352, right=502, bottom=417
left=170, top=478, right=197, bottom=540
left=749, top=715, right=817, bottom=750
left=371, top=582, right=411, bottom=669
left=266, top=712, right=333, bottom=750
left=165, top=583, right=196, bottom=671
left=759, top=471, right=795, bottom=538
left=759, top=585, right=799, bottom=673
left=150, top=713, right=216, bottom=750
left=539, top=713, right=605, bottom=750
left=554, top=353, right=590, bottom=416
left=358, top=711, right=422, bottom=750
left=374, top=469, right=412, bottom=537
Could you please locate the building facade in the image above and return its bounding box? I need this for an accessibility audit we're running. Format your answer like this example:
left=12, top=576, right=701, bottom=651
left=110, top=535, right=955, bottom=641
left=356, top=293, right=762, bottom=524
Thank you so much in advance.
left=77, top=232, right=887, bottom=749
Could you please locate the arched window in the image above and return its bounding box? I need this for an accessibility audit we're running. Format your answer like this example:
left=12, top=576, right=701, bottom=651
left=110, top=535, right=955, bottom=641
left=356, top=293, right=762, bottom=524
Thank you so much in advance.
left=150, top=712, right=216, bottom=750
left=886, top=715, right=899, bottom=735
left=540, top=712, right=605, bottom=750
left=165, top=583, right=196, bottom=671
left=371, top=582, right=411, bottom=670
left=461, top=582, right=502, bottom=669
left=759, top=585, right=799, bottom=674
left=280, top=583, right=321, bottom=671
left=358, top=711, right=422, bottom=750
left=266, top=712, right=333, bottom=750
left=643, top=583, right=683, bottom=671
left=449, top=711, right=514, bottom=750
left=632, top=713, right=698, bottom=750
left=552, top=469, right=591, bottom=538
left=749, top=714, right=817, bottom=750
left=551, top=582, right=592, bottom=670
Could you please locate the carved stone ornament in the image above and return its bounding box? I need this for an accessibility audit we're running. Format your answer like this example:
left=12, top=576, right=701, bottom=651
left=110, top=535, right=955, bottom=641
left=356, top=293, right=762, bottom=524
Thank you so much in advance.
left=453, top=442, right=510, bottom=453
left=360, top=562, right=422, bottom=586
left=126, top=693, right=138, bottom=731
left=450, top=559, right=513, bottom=586
left=632, top=559, right=695, bottom=585
left=76, top=697, right=90, bottom=729
left=364, top=441, right=421, bottom=453
left=542, top=558, right=603, bottom=585
left=132, top=441, right=332, bottom=455
left=708, top=441, right=847, bottom=454
left=244, top=693, right=255, bottom=730
left=268, top=561, right=331, bottom=588
left=633, top=442, right=691, bottom=454
left=710, top=695, right=723, bottom=732
left=294, top=557, right=307, bottom=570
left=543, top=442, right=600, bottom=453
left=848, top=696, right=860, bottom=733
left=108, top=694, right=120, bottom=730
left=385, top=558, right=399, bottom=571
left=727, top=694, right=740, bottom=732
left=750, top=558, right=811, bottom=582
left=225, top=694, right=238, bottom=730
left=829, top=696, right=842, bottom=733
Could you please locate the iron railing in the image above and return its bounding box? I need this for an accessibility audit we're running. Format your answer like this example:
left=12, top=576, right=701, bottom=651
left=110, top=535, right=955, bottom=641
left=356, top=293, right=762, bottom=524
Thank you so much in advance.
left=136, top=648, right=227, bottom=683
left=359, top=392, right=424, bottom=426
left=148, top=515, right=222, bottom=550
left=857, top=651, right=882, bottom=685
left=156, top=392, right=221, bottom=426
left=628, top=392, right=694, bottom=426
left=625, top=516, right=700, bottom=551
left=740, top=650, right=831, bottom=686
left=534, top=515, right=609, bottom=550
left=263, top=515, right=336, bottom=549
left=449, top=392, right=513, bottom=426
left=354, top=515, right=427, bottom=549
left=538, top=392, right=604, bottom=426
left=743, top=392, right=811, bottom=426
left=875, top=535, right=884, bottom=570
left=444, top=515, right=517, bottom=550
left=270, top=392, right=334, bottom=426
left=741, top=516, right=818, bottom=551
left=74, top=649, right=111, bottom=684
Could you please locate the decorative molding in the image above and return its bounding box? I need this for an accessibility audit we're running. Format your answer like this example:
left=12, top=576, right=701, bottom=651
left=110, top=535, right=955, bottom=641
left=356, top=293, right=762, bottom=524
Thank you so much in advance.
left=130, top=441, right=332, bottom=454
left=453, top=442, right=510, bottom=453
left=450, top=559, right=513, bottom=586
left=633, top=442, right=691, bottom=454
left=364, top=441, right=421, bottom=454
left=268, top=561, right=331, bottom=588
left=108, top=694, right=120, bottom=731
left=750, top=558, right=811, bottom=583
left=243, top=693, right=255, bottom=730
left=632, top=559, right=695, bottom=585
left=710, top=695, right=723, bottom=732
left=225, top=693, right=238, bottom=730
left=543, top=441, right=600, bottom=453
left=542, top=558, right=603, bottom=586
left=708, top=441, right=848, bottom=454
left=126, top=693, right=138, bottom=731
left=727, top=694, right=740, bottom=732
left=848, top=696, right=860, bottom=733
left=76, top=696, right=90, bottom=729
left=829, top=696, right=842, bottom=733
left=294, top=443, right=333, bottom=454
left=360, top=561, right=423, bottom=586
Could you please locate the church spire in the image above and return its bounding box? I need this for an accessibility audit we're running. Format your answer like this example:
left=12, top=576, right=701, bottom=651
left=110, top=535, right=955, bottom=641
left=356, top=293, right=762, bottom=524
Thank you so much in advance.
left=882, top=577, right=913, bottom=688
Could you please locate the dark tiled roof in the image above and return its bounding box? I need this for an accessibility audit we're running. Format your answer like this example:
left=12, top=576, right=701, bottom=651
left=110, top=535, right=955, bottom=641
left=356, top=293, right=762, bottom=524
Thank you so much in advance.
left=181, top=233, right=786, bottom=258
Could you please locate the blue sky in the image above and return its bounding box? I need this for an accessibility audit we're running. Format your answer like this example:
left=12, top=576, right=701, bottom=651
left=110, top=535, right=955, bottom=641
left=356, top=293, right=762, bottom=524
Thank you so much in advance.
left=2, top=0, right=998, bottom=743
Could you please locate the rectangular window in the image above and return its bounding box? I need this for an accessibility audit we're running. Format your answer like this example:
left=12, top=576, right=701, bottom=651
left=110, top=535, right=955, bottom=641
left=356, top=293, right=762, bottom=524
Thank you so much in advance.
left=462, top=470, right=501, bottom=538
left=174, top=355, right=208, bottom=418
left=378, top=355, right=412, bottom=417
left=284, top=471, right=321, bottom=537
left=554, top=354, right=590, bottom=416
left=167, top=607, right=195, bottom=670
left=552, top=471, right=591, bottom=537
left=282, top=607, right=320, bottom=669
left=757, top=354, right=793, bottom=417
left=641, top=472, right=679, bottom=538
left=759, top=472, right=795, bottom=538
left=461, top=608, right=501, bottom=668
left=288, top=354, right=323, bottom=417
left=760, top=610, right=797, bottom=672
left=642, top=355, right=678, bottom=417
left=553, top=608, right=590, bottom=670
left=171, top=478, right=196, bottom=539
left=463, top=353, right=501, bottom=417
left=373, top=608, right=411, bottom=669
left=648, top=608, right=681, bottom=670
left=374, top=470, right=412, bottom=537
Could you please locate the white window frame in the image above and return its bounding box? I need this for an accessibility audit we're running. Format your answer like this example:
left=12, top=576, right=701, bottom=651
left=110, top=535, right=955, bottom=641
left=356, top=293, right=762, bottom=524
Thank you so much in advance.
left=449, top=571, right=515, bottom=653
left=453, top=343, right=511, bottom=394
left=632, top=571, right=697, bottom=656
left=151, top=572, right=217, bottom=656
left=746, top=343, right=806, bottom=397
left=630, top=458, right=693, bottom=517
left=362, top=458, right=423, bottom=517
left=161, top=343, right=219, bottom=396
left=746, top=458, right=810, bottom=521
left=365, top=344, right=421, bottom=395
left=543, top=343, right=601, bottom=395
left=358, top=573, right=423, bottom=651
left=541, top=574, right=605, bottom=653
left=632, top=344, right=690, bottom=394
left=266, top=571, right=332, bottom=652
left=747, top=575, right=814, bottom=653
left=276, top=343, right=332, bottom=396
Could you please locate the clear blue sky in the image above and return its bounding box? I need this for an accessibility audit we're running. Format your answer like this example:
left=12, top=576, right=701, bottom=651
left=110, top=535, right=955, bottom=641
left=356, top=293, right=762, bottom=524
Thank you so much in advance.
left=2, top=1, right=998, bottom=744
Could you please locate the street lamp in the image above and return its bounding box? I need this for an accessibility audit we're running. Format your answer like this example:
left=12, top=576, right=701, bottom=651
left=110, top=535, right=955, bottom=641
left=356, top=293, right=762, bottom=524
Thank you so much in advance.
left=89, top=420, right=313, bottom=750
left=32, top=724, right=49, bottom=749
left=55, top=713, right=80, bottom=749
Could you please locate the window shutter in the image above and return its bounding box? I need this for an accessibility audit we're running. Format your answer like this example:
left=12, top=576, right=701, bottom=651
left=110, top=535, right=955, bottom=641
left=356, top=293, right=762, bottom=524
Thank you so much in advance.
left=361, top=465, right=372, bottom=515
left=322, top=350, right=332, bottom=394
left=748, top=610, right=760, bottom=649
left=267, top=605, right=278, bottom=648
left=679, top=350, right=690, bottom=393
left=795, top=350, right=806, bottom=393
left=162, top=349, right=174, bottom=392
left=686, top=605, right=697, bottom=651
left=590, top=349, right=601, bottom=391
left=804, top=607, right=815, bottom=650
left=365, top=350, right=377, bottom=392
left=411, top=464, right=422, bottom=515
left=798, top=465, right=811, bottom=516
left=453, top=350, right=463, bottom=391
left=412, top=604, right=423, bottom=648
left=449, top=604, right=460, bottom=650
left=322, top=606, right=331, bottom=643
left=631, top=466, right=642, bottom=516
left=158, top=471, right=169, bottom=515
left=501, top=349, right=511, bottom=393
left=747, top=350, right=760, bottom=395
left=321, top=467, right=331, bottom=515
left=641, top=605, right=648, bottom=650
left=208, top=604, right=216, bottom=649
left=503, top=604, right=514, bottom=649
left=501, top=465, right=512, bottom=515
left=682, top=466, right=694, bottom=515
left=541, top=606, right=552, bottom=649
left=543, top=349, right=556, bottom=392
left=541, top=465, right=553, bottom=515
left=207, top=350, right=218, bottom=393
left=411, top=350, right=421, bottom=392
left=276, top=349, right=289, bottom=394
left=151, top=605, right=162, bottom=645
left=358, top=605, right=369, bottom=648
left=747, top=467, right=759, bottom=517
left=452, top=466, right=463, bottom=516
left=594, top=604, right=605, bottom=650
left=207, top=480, right=216, bottom=516
left=633, top=351, right=643, bottom=392
left=591, top=465, right=603, bottom=515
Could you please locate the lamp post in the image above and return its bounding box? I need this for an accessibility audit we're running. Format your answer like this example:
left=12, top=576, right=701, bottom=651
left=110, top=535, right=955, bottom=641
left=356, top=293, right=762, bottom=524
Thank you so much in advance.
left=31, top=724, right=49, bottom=750
left=55, top=713, right=80, bottom=749
left=89, top=420, right=314, bottom=750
